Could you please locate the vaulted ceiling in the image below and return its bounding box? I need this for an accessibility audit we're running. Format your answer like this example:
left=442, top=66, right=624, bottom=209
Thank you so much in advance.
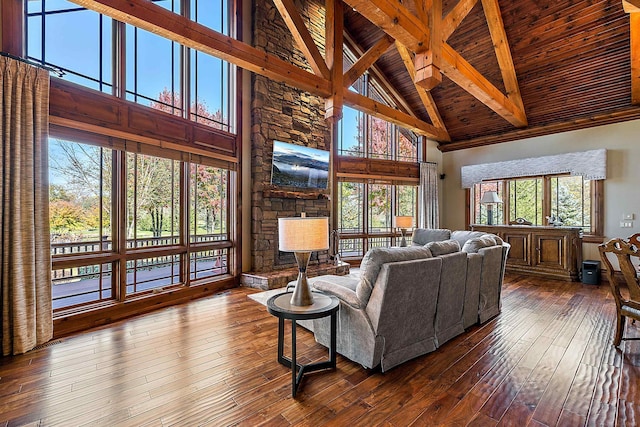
left=343, top=0, right=640, bottom=151
left=69, top=0, right=640, bottom=152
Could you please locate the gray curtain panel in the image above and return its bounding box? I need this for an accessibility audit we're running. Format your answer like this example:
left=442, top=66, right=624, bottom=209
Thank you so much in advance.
left=418, top=162, right=439, bottom=229
left=1, top=56, right=53, bottom=355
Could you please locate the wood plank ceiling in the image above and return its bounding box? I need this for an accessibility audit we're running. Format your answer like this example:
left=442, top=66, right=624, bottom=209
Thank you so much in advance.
left=69, top=0, right=640, bottom=152
left=345, top=0, right=640, bottom=151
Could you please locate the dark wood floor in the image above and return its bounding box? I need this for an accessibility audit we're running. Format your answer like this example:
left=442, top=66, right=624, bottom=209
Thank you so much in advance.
left=1, top=274, right=638, bottom=426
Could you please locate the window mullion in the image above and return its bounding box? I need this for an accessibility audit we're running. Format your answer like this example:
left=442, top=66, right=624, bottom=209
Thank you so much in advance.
left=181, top=161, right=190, bottom=285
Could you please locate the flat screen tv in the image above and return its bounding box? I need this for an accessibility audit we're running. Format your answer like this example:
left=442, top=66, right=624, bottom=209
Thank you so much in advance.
left=271, top=141, right=330, bottom=190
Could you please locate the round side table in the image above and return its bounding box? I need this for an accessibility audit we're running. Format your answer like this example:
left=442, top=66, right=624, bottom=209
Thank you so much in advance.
left=266, top=292, right=339, bottom=397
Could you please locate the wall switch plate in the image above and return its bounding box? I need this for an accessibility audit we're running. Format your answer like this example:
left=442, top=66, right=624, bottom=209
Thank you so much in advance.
left=623, top=213, right=635, bottom=220
left=620, top=221, right=633, bottom=228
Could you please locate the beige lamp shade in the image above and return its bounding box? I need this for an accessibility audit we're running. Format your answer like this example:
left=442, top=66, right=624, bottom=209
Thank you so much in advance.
left=278, top=217, right=329, bottom=252
left=480, top=190, right=502, bottom=204
left=394, top=216, right=413, bottom=229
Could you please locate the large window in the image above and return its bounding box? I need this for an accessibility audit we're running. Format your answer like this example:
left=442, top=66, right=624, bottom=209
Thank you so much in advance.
left=26, top=0, right=236, bottom=132
left=471, top=174, right=599, bottom=234
left=338, top=181, right=417, bottom=258
left=338, top=48, right=419, bottom=162
left=49, top=138, right=232, bottom=310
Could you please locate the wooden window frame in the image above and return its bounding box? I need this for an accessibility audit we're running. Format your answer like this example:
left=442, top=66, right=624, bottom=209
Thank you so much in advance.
left=466, top=176, right=604, bottom=242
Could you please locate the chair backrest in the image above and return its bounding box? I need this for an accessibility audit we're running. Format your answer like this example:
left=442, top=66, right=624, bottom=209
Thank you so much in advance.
left=598, top=238, right=640, bottom=306
left=628, top=233, right=640, bottom=249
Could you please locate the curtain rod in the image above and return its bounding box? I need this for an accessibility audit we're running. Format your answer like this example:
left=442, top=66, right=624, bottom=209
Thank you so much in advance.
left=1, top=52, right=65, bottom=77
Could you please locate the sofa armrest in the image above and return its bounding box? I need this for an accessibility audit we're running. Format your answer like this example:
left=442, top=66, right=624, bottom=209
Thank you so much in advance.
left=313, top=280, right=363, bottom=309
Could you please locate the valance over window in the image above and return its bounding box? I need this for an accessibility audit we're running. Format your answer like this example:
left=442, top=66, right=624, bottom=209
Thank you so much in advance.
left=460, top=149, right=607, bottom=188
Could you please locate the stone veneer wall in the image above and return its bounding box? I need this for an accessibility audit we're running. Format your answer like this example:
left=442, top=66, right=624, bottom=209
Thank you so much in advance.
left=250, top=0, right=331, bottom=272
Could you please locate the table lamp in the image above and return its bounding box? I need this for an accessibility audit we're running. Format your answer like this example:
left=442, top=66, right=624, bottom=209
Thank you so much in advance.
left=278, top=215, right=329, bottom=306
left=394, top=216, right=413, bottom=247
left=480, top=191, right=502, bottom=225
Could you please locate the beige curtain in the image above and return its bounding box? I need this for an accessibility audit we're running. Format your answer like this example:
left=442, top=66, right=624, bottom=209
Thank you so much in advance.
left=1, top=56, right=52, bottom=355
left=418, top=162, right=439, bottom=229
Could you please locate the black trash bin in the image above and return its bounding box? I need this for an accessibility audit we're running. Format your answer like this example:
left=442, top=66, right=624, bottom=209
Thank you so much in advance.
left=582, top=260, right=601, bottom=285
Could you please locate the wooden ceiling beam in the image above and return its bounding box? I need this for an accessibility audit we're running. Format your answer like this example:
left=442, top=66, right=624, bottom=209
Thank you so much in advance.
left=395, top=42, right=449, bottom=137
left=441, top=43, right=528, bottom=127
left=623, top=1, right=640, bottom=104
left=344, top=31, right=416, bottom=117
left=343, top=34, right=394, bottom=88
left=414, top=0, right=443, bottom=90
left=343, top=90, right=450, bottom=141
left=341, top=0, right=429, bottom=52
left=623, top=0, right=640, bottom=12
left=68, top=0, right=331, bottom=97
left=481, top=0, right=525, bottom=113
left=272, top=0, right=330, bottom=79
left=442, top=0, right=479, bottom=41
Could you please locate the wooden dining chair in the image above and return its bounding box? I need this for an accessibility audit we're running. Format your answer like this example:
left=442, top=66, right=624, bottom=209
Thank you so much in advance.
left=598, top=238, right=640, bottom=347
left=628, top=233, right=640, bottom=248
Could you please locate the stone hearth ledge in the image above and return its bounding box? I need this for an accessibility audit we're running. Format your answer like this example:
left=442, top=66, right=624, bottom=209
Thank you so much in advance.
left=241, top=261, right=350, bottom=290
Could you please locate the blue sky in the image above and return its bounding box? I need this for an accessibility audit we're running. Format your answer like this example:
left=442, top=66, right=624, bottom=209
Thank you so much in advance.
left=27, top=0, right=227, bottom=113
left=29, top=0, right=361, bottom=157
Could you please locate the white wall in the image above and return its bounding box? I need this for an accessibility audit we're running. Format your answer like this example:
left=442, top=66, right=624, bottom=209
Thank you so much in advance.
left=440, top=119, right=640, bottom=260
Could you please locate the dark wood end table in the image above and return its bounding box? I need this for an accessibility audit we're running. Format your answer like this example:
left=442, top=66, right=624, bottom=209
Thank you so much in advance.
left=266, top=292, right=339, bottom=398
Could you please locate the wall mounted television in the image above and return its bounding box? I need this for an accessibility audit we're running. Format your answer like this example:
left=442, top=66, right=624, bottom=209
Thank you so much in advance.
left=271, top=141, right=329, bottom=190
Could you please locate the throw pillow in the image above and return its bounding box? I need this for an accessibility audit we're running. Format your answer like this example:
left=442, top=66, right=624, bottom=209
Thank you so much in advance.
left=461, top=236, right=499, bottom=253
left=426, top=239, right=461, bottom=256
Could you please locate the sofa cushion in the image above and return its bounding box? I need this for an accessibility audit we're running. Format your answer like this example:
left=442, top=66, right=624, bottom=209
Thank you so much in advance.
left=411, top=228, right=451, bottom=246
left=426, top=239, right=461, bottom=256
left=357, top=246, right=432, bottom=304
left=462, top=236, right=500, bottom=253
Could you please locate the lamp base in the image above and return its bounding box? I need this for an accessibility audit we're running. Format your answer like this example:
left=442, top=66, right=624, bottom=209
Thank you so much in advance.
left=400, top=228, right=407, bottom=247
left=291, top=252, right=313, bottom=306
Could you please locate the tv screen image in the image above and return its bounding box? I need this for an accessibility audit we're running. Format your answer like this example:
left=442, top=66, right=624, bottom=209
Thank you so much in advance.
left=271, top=141, right=330, bottom=190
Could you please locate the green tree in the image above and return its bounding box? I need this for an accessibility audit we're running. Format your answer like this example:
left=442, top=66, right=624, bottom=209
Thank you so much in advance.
left=338, top=182, right=363, bottom=232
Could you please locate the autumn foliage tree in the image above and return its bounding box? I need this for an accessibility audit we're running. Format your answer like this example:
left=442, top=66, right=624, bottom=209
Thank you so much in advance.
left=50, top=88, right=227, bottom=242
left=150, top=89, right=228, bottom=236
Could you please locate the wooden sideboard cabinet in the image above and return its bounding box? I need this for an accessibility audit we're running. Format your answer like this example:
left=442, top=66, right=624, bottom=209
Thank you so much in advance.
left=470, top=224, right=583, bottom=281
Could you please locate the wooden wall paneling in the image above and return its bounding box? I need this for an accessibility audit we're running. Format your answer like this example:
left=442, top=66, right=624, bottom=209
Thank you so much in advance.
left=1, top=0, right=23, bottom=55
left=49, top=79, right=238, bottom=161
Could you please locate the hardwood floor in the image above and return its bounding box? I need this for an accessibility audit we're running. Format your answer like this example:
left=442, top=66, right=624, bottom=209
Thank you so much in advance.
left=1, top=274, right=638, bottom=426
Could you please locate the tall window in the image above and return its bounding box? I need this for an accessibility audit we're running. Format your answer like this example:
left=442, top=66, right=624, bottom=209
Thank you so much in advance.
left=49, top=138, right=233, bottom=311
left=471, top=175, right=597, bottom=233
left=338, top=181, right=417, bottom=258
left=26, top=0, right=236, bottom=133
left=338, top=48, right=419, bottom=161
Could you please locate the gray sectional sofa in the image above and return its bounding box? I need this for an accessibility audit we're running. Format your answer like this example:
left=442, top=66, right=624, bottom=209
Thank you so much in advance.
left=303, top=229, right=509, bottom=372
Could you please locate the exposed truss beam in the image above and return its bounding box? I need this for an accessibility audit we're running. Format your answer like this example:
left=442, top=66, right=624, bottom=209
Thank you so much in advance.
left=344, top=31, right=416, bottom=117
left=343, top=0, right=527, bottom=128
left=342, top=0, right=429, bottom=52
left=69, top=0, right=331, bottom=97
left=623, top=1, right=640, bottom=104
left=343, top=91, right=450, bottom=140
left=441, top=43, right=527, bottom=127
left=343, top=34, right=394, bottom=88
left=414, top=0, right=443, bottom=90
left=442, top=0, right=479, bottom=41
left=272, top=0, right=330, bottom=79
left=395, top=42, right=449, bottom=137
left=482, top=0, right=525, bottom=113
left=623, top=0, right=640, bottom=12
